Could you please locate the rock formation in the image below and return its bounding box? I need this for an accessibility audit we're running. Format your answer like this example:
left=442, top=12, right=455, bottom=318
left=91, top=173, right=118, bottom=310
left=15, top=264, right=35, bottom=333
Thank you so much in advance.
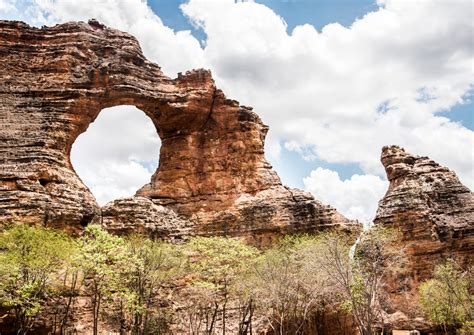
left=374, top=145, right=474, bottom=327
left=0, top=20, right=355, bottom=242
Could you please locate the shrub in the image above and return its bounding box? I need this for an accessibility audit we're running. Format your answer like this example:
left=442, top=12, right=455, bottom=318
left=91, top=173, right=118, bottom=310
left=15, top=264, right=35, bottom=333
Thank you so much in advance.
left=0, top=225, right=76, bottom=334
left=419, top=259, right=473, bottom=334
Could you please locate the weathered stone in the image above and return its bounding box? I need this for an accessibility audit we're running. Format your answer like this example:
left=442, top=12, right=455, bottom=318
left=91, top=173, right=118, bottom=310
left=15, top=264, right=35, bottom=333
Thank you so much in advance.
left=0, top=20, right=357, bottom=240
left=374, top=145, right=474, bottom=328
left=101, top=197, right=194, bottom=241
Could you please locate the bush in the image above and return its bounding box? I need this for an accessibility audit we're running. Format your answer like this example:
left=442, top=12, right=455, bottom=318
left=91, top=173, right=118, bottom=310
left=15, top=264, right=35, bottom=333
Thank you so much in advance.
left=243, top=235, right=337, bottom=334
left=183, top=236, right=259, bottom=333
left=121, top=234, right=185, bottom=334
left=419, top=259, right=473, bottom=334
left=0, top=224, right=76, bottom=334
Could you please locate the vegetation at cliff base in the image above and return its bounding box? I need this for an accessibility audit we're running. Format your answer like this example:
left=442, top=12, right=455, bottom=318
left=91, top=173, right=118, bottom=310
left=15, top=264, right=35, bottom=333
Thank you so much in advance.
left=0, top=224, right=472, bottom=334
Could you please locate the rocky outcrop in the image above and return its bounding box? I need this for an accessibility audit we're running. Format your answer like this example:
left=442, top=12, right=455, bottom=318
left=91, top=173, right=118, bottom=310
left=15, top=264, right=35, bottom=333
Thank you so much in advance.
left=104, top=187, right=352, bottom=245
left=0, top=20, right=356, bottom=241
left=374, top=145, right=474, bottom=326
left=101, top=197, right=194, bottom=240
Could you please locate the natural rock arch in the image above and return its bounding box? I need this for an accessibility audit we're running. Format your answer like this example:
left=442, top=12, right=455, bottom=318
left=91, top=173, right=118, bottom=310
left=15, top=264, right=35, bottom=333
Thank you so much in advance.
left=0, top=20, right=355, bottom=242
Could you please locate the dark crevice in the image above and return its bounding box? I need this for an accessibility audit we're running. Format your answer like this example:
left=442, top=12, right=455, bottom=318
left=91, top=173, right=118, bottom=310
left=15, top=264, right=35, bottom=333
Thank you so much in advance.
left=43, top=209, right=49, bottom=227
left=201, top=88, right=218, bottom=131
left=79, top=214, right=95, bottom=227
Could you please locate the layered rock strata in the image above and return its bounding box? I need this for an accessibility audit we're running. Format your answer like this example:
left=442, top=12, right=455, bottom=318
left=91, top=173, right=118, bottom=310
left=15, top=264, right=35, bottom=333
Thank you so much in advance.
left=0, top=20, right=355, bottom=241
left=374, top=145, right=474, bottom=326
left=375, top=145, right=473, bottom=279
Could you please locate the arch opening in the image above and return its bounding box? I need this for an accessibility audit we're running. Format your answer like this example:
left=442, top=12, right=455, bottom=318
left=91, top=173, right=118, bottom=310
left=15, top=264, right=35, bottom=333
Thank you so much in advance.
left=70, top=105, right=161, bottom=205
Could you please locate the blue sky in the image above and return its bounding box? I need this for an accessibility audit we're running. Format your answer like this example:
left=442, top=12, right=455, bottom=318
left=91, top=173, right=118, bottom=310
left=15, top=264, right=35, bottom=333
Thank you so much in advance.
left=148, top=0, right=377, bottom=189
left=148, top=0, right=473, bottom=190
left=441, top=92, right=473, bottom=130
left=2, top=0, right=472, bottom=222
left=149, top=0, right=378, bottom=38
left=149, top=0, right=473, bottom=128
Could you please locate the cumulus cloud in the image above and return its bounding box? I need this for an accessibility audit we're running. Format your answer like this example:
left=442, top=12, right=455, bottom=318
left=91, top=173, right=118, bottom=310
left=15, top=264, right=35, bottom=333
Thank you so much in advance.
left=70, top=106, right=160, bottom=205
left=303, top=168, right=388, bottom=223
left=182, top=0, right=473, bottom=189
left=75, top=160, right=154, bottom=206
left=1, top=0, right=473, bottom=220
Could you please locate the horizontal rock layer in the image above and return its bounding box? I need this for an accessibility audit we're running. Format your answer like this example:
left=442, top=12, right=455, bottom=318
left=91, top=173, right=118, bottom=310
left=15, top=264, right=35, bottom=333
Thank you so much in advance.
left=0, top=20, right=356, bottom=241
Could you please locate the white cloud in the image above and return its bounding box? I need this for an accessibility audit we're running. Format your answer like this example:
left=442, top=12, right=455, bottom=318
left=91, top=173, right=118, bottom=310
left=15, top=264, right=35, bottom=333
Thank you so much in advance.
left=304, top=168, right=388, bottom=223
left=0, top=0, right=15, bottom=13
left=2, top=0, right=473, bottom=221
left=76, top=160, right=154, bottom=206
left=70, top=106, right=160, bottom=205
left=181, top=0, right=474, bottom=191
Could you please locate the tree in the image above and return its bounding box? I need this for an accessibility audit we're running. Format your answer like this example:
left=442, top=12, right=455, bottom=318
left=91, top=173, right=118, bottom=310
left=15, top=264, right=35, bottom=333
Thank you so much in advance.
left=315, top=227, right=404, bottom=335
left=49, top=252, right=82, bottom=335
left=120, top=234, right=185, bottom=334
left=180, top=282, right=221, bottom=334
left=244, top=235, right=336, bottom=334
left=78, top=225, right=132, bottom=335
left=419, top=259, right=473, bottom=334
left=0, top=225, right=76, bottom=334
left=184, top=236, right=259, bottom=334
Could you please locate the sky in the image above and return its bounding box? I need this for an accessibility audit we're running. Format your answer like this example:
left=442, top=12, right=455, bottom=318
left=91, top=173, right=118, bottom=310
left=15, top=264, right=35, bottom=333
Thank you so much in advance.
left=1, top=0, right=472, bottom=223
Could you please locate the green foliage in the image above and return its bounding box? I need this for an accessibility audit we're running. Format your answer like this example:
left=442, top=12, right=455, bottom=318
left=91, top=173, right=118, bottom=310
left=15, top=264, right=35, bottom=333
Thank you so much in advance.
left=307, top=227, right=405, bottom=335
left=78, top=225, right=133, bottom=335
left=459, top=320, right=474, bottom=334
left=243, top=234, right=338, bottom=334
left=79, top=224, right=132, bottom=298
left=0, top=224, right=76, bottom=334
left=121, top=234, right=185, bottom=334
left=419, top=259, right=473, bottom=332
left=0, top=224, right=415, bottom=335
left=182, top=236, right=259, bottom=333
left=186, top=236, right=258, bottom=288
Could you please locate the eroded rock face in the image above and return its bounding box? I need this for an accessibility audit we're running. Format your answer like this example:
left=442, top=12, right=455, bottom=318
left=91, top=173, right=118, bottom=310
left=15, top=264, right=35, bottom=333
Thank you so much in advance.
left=374, top=145, right=474, bottom=326
left=103, top=187, right=353, bottom=245
left=0, top=20, right=356, bottom=241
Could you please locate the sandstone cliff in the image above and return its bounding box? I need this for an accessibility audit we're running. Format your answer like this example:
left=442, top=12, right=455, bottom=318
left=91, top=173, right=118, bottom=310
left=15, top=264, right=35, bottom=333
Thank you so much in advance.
left=0, top=20, right=356, bottom=242
left=374, top=145, right=474, bottom=328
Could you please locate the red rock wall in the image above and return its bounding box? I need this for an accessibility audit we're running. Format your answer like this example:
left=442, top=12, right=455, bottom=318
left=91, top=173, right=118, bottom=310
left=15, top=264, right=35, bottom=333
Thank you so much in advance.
left=0, top=20, right=356, bottom=241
